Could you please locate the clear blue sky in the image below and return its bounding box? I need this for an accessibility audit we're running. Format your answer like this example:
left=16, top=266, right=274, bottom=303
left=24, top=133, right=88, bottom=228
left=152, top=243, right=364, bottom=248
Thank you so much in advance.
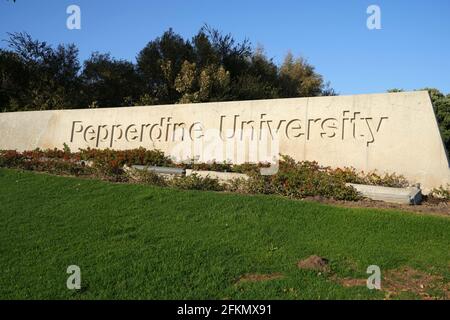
left=0, top=0, right=449, bottom=95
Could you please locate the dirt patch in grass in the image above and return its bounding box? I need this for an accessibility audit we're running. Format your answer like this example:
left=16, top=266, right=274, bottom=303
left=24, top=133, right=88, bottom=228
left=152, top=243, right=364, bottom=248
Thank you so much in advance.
left=333, top=266, right=450, bottom=300
left=333, top=277, right=367, bottom=287
left=297, top=255, right=330, bottom=272
left=235, top=273, right=284, bottom=284
left=382, top=267, right=450, bottom=300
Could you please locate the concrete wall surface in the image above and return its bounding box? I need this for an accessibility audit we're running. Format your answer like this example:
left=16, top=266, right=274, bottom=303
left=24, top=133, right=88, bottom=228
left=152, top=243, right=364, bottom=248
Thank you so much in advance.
left=1, top=91, right=448, bottom=191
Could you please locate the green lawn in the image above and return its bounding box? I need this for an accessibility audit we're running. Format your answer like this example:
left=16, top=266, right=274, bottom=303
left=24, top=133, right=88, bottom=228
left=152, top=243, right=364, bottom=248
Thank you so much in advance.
left=0, top=168, right=449, bottom=299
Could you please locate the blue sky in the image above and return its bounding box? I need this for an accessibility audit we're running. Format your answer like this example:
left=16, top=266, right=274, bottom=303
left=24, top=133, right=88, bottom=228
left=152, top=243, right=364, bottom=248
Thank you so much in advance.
left=0, top=0, right=449, bottom=95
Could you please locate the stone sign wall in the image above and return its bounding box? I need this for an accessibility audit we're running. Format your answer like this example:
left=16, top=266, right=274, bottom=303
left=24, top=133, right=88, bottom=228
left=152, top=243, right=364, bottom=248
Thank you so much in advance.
left=0, top=91, right=448, bottom=191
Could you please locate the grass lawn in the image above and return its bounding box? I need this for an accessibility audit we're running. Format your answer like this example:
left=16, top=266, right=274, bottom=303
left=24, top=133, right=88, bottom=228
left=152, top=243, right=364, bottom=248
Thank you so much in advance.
left=0, top=168, right=449, bottom=300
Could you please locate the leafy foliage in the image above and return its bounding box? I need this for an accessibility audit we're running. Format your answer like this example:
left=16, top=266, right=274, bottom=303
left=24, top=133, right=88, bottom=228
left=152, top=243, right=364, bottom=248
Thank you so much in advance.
left=226, top=156, right=362, bottom=201
left=427, top=88, right=450, bottom=152
left=279, top=52, right=334, bottom=97
left=0, top=148, right=410, bottom=201
left=171, top=173, right=224, bottom=191
left=1, top=32, right=81, bottom=111
left=81, top=53, right=142, bottom=107
left=429, top=185, right=450, bottom=200
left=78, top=147, right=173, bottom=167
left=1, top=27, right=334, bottom=112
left=125, top=167, right=168, bottom=187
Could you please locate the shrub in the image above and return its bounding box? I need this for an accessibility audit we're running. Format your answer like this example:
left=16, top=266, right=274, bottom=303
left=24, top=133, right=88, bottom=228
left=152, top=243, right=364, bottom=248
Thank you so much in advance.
left=0, top=150, right=23, bottom=167
left=92, top=158, right=126, bottom=182
left=231, top=162, right=269, bottom=174
left=183, top=161, right=233, bottom=172
left=330, top=167, right=408, bottom=188
left=241, top=173, right=274, bottom=195
left=76, top=148, right=174, bottom=182
left=126, top=167, right=168, bottom=187
left=78, top=147, right=173, bottom=167
left=225, top=177, right=249, bottom=193
left=0, top=149, right=92, bottom=176
left=170, top=174, right=224, bottom=191
left=429, top=185, right=450, bottom=200
left=180, top=160, right=266, bottom=174
left=226, top=156, right=361, bottom=201
left=269, top=156, right=361, bottom=200
left=40, top=160, right=90, bottom=176
left=0, top=148, right=410, bottom=201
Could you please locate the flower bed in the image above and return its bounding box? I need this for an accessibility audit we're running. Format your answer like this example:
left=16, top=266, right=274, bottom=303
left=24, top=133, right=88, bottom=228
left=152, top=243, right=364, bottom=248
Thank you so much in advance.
left=0, top=148, right=412, bottom=201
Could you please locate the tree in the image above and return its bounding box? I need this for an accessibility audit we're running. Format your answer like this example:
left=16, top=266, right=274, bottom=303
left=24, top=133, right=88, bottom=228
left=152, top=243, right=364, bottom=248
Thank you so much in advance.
left=279, top=52, right=333, bottom=98
left=81, top=53, right=141, bottom=108
left=136, top=29, right=194, bottom=104
left=174, top=61, right=231, bottom=103
left=387, top=88, right=404, bottom=93
left=197, top=25, right=252, bottom=79
left=0, top=49, right=29, bottom=112
left=426, top=88, right=450, bottom=152
left=1, top=27, right=335, bottom=111
left=3, top=32, right=82, bottom=110
left=231, top=46, right=279, bottom=100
